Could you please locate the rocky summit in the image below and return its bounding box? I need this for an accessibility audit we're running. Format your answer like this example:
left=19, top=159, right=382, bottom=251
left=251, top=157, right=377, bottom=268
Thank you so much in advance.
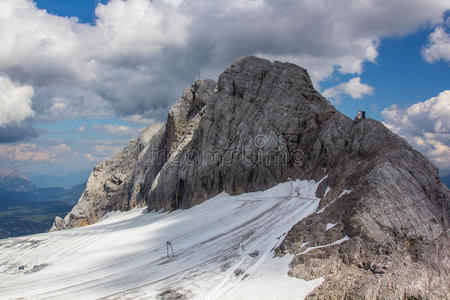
left=52, top=56, right=449, bottom=299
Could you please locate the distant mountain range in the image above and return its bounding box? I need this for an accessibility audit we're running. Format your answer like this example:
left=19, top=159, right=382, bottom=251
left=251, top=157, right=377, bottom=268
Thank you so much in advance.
left=27, top=170, right=91, bottom=189
left=0, top=169, right=85, bottom=239
left=0, top=183, right=85, bottom=207
left=0, top=169, right=35, bottom=192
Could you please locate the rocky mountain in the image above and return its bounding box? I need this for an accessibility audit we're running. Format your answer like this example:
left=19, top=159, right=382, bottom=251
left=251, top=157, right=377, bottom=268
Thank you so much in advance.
left=0, top=169, right=35, bottom=192
left=52, top=56, right=449, bottom=299
left=51, top=79, right=216, bottom=230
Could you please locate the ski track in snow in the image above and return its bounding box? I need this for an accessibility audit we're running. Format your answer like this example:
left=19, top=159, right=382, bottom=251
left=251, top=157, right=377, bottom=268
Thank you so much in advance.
left=0, top=180, right=330, bottom=300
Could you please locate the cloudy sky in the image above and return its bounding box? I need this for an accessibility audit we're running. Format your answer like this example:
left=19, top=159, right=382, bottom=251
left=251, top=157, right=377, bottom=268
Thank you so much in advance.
left=0, top=0, right=449, bottom=179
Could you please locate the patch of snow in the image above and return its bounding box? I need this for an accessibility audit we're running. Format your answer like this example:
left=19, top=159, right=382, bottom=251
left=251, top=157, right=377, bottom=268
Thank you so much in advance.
left=317, top=175, right=328, bottom=184
left=0, top=179, right=325, bottom=299
left=324, top=186, right=331, bottom=197
left=301, top=242, right=309, bottom=248
left=299, top=236, right=350, bottom=255
left=339, top=189, right=352, bottom=197
left=317, top=202, right=332, bottom=214
left=317, top=189, right=352, bottom=214
left=326, top=223, right=337, bottom=231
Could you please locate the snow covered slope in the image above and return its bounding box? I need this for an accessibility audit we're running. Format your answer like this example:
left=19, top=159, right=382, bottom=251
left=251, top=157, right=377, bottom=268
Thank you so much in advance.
left=0, top=180, right=326, bottom=299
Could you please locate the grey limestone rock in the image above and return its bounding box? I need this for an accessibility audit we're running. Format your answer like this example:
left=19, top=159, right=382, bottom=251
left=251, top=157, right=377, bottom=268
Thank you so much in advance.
left=51, top=79, right=216, bottom=231
left=51, top=56, right=449, bottom=299
left=50, top=123, right=164, bottom=230
left=140, top=56, right=336, bottom=210
left=141, top=56, right=449, bottom=298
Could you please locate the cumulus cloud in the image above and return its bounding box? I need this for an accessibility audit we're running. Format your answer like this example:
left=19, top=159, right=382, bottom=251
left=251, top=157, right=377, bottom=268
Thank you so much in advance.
left=0, top=75, right=34, bottom=127
left=422, top=18, right=450, bottom=63
left=102, top=124, right=142, bottom=137
left=85, top=153, right=101, bottom=162
left=85, top=144, right=123, bottom=162
left=0, top=143, right=71, bottom=162
left=0, top=121, right=38, bottom=143
left=382, top=90, right=450, bottom=172
left=93, top=124, right=143, bottom=137
left=0, top=0, right=448, bottom=143
left=0, top=0, right=188, bottom=123
left=323, top=77, right=374, bottom=101
left=121, top=114, right=158, bottom=125
left=75, top=125, right=86, bottom=133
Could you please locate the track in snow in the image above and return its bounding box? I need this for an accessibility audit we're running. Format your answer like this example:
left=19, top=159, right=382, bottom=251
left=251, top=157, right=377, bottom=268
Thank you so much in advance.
left=0, top=180, right=326, bottom=299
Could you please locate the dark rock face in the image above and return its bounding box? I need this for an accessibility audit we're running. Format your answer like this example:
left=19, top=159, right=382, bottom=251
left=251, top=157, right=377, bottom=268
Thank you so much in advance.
left=140, top=56, right=336, bottom=210
left=52, top=56, right=449, bottom=298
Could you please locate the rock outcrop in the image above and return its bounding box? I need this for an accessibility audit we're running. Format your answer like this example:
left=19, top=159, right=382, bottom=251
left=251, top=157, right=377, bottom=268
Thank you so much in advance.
left=50, top=123, right=163, bottom=230
left=51, top=79, right=216, bottom=231
left=140, top=56, right=336, bottom=210
left=52, top=56, right=449, bottom=299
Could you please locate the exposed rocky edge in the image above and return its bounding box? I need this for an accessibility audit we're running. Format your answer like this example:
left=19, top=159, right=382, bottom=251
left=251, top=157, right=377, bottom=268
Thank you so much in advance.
left=276, top=160, right=449, bottom=299
left=51, top=79, right=217, bottom=230
left=50, top=123, right=163, bottom=230
left=139, top=56, right=449, bottom=298
left=140, top=56, right=336, bottom=210
left=51, top=56, right=449, bottom=298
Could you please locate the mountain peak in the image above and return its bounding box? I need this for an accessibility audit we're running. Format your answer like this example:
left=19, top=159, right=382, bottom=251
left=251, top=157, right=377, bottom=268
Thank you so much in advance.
left=0, top=168, right=27, bottom=180
left=0, top=168, right=35, bottom=192
left=51, top=56, right=449, bottom=298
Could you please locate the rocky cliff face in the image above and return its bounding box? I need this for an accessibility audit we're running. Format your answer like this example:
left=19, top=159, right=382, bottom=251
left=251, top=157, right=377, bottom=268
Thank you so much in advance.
left=139, top=56, right=336, bottom=210
left=51, top=79, right=216, bottom=231
left=51, top=123, right=163, bottom=230
left=52, top=56, right=449, bottom=299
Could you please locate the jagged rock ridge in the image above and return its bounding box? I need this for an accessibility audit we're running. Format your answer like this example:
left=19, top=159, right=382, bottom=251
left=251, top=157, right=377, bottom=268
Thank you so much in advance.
left=52, top=56, right=449, bottom=299
left=51, top=79, right=216, bottom=230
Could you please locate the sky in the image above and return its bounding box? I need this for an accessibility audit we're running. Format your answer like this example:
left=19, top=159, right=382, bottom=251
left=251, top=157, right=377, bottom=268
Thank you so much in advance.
left=0, top=0, right=449, bottom=179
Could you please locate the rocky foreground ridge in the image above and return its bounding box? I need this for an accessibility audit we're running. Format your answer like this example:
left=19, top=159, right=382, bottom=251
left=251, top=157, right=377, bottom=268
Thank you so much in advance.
left=52, top=56, right=449, bottom=299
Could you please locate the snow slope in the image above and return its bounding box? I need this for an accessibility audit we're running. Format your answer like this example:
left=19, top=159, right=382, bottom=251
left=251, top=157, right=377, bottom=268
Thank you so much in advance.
left=0, top=180, right=326, bottom=300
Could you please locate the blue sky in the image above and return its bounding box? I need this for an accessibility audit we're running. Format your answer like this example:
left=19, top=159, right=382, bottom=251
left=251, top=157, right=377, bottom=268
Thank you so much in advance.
left=332, top=29, right=450, bottom=119
left=0, top=0, right=449, bottom=179
left=34, top=0, right=108, bottom=24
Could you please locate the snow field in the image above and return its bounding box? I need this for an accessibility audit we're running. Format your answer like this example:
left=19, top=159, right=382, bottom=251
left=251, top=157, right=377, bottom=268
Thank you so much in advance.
left=0, top=179, right=330, bottom=299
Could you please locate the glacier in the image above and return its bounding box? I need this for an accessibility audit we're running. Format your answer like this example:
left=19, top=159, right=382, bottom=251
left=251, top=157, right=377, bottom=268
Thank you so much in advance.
left=0, top=180, right=326, bottom=299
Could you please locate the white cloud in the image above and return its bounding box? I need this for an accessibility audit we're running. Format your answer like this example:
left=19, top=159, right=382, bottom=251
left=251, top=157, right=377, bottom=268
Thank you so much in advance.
left=323, top=77, right=374, bottom=101
left=94, top=145, right=123, bottom=155
left=0, top=0, right=448, bottom=142
left=0, top=0, right=188, bottom=124
left=0, top=74, right=34, bottom=127
left=422, top=18, right=450, bottom=63
left=121, top=114, right=158, bottom=125
left=85, top=144, right=123, bottom=163
left=94, top=124, right=143, bottom=137
left=382, top=90, right=450, bottom=171
left=0, top=143, right=71, bottom=162
left=85, top=153, right=100, bottom=163
left=103, top=124, right=140, bottom=137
